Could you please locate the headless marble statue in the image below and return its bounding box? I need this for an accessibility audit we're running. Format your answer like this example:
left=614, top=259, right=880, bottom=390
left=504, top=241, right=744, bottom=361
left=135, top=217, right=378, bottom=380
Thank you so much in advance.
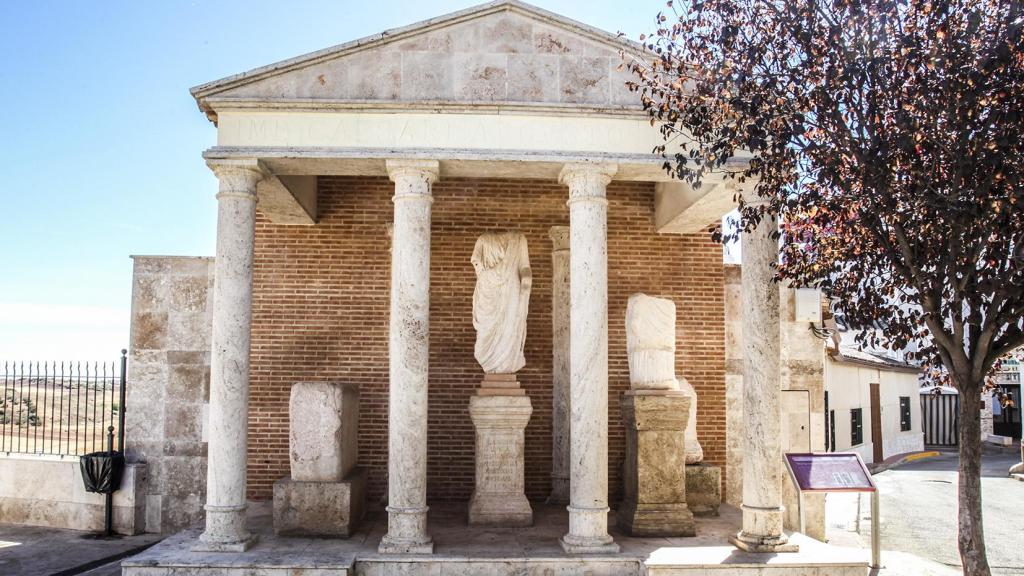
left=626, top=293, right=704, bottom=463
left=471, top=231, right=532, bottom=374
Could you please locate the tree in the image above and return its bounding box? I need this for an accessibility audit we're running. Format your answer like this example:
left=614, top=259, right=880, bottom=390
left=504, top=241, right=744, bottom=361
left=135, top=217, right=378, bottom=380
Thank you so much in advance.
left=625, top=1, right=1024, bottom=574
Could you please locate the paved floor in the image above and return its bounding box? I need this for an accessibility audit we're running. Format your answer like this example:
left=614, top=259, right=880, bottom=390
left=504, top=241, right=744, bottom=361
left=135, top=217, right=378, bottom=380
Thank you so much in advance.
left=123, top=502, right=868, bottom=576
left=827, top=446, right=1024, bottom=576
left=0, top=523, right=162, bottom=576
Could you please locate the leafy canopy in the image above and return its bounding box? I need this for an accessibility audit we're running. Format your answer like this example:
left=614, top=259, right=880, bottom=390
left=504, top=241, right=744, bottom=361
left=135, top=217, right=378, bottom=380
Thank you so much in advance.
left=627, top=0, right=1024, bottom=386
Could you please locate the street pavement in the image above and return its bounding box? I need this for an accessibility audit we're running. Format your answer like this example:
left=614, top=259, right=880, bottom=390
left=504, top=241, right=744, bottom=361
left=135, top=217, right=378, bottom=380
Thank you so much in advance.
left=827, top=446, right=1024, bottom=575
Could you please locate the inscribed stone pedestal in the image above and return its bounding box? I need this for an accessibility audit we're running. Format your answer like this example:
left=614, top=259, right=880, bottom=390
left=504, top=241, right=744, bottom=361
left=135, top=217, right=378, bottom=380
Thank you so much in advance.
left=618, top=392, right=695, bottom=537
left=273, top=381, right=365, bottom=538
left=468, top=394, right=533, bottom=527
left=289, top=382, right=359, bottom=482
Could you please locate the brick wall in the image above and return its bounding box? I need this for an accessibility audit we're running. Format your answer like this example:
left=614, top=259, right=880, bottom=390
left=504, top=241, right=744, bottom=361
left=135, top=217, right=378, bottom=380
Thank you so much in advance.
left=247, top=176, right=726, bottom=503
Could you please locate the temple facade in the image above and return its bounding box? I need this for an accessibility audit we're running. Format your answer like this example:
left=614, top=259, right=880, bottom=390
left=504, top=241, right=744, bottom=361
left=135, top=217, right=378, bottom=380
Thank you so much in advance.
left=122, top=1, right=866, bottom=573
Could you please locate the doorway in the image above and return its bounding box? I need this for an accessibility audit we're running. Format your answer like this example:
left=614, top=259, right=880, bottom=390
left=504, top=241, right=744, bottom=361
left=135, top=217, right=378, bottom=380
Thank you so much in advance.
left=870, top=383, right=883, bottom=463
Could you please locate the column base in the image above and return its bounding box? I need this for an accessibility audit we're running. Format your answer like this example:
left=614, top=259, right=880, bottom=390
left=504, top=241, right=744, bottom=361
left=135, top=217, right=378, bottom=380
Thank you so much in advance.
left=559, top=533, right=621, bottom=554
left=730, top=531, right=800, bottom=553
left=379, top=505, right=432, bottom=554
left=194, top=504, right=257, bottom=552
left=378, top=536, right=434, bottom=555
left=192, top=534, right=259, bottom=552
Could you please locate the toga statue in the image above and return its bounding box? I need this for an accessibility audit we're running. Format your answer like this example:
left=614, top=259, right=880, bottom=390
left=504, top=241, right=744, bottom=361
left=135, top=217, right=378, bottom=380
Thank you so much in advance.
left=626, top=293, right=704, bottom=463
left=471, top=232, right=532, bottom=374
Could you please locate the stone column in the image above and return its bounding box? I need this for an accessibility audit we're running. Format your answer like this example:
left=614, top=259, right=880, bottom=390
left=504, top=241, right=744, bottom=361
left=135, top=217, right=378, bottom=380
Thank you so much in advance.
left=558, top=163, right=619, bottom=554
left=379, top=159, right=438, bottom=555
left=196, top=160, right=263, bottom=552
left=730, top=205, right=798, bottom=553
left=548, top=226, right=571, bottom=505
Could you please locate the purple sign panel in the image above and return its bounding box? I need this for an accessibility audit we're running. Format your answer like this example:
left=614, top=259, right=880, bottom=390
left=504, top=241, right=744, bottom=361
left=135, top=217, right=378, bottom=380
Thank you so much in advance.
left=784, top=452, right=875, bottom=492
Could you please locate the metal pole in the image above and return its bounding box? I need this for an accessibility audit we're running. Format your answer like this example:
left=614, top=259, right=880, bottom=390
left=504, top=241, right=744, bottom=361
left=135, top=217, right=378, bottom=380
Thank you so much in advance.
left=105, top=426, right=114, bottom=537
left=117, top=350, right=127, bottom=454
left=871, top=489, right=881, bottom=569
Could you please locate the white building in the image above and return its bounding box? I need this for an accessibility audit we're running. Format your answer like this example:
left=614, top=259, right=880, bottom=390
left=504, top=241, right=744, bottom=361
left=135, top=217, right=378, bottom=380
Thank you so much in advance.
left=825, top=339, right=924, bottom=464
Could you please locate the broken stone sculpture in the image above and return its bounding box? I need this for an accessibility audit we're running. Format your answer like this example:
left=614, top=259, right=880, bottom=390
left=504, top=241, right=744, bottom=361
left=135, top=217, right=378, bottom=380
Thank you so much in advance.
left=626, top=293, right=704, bottom=463
left=471, top=231, right=532, bottom=374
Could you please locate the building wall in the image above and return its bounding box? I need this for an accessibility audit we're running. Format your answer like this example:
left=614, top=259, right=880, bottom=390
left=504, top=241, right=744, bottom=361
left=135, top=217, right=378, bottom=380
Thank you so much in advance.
left=246, top=176, right=726, bottom=503
left=825, top=359, right=923, bottom=462
left=126, top=256, right=213, bottom=533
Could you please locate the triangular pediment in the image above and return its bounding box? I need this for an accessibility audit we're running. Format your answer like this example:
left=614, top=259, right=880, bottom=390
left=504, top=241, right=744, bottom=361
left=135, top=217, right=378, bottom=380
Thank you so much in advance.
left=192, top=0, right=641, bottom=119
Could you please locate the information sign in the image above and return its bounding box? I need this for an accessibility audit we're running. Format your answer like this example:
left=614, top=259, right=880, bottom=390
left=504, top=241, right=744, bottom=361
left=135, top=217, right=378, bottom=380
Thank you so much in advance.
left=784, top=452, right=875, bottom=492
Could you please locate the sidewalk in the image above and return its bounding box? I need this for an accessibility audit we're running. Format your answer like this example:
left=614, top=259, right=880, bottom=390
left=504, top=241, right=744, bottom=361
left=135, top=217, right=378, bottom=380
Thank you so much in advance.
left=0, top=523, right=162, bottom=576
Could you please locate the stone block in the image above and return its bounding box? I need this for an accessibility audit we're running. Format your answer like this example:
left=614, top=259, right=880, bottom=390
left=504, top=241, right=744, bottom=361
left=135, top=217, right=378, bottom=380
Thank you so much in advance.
left=454, top=54, right=508, bottom=101
left=685, top=463, right=722, bottom=517
left=507, top=54, right=558, bottom=102
left=559, top=56, right=610, bottom=104
left=619, top=392, right=695, bottom=537
left=468, top=394, right=533, bottom=527
left=289, top=382, right=359, bottom=482
left=272, top=468, right=366, bottom=537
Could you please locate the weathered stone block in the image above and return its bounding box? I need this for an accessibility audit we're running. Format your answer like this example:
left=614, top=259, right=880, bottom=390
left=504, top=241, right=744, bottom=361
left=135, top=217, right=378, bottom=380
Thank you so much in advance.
left=468, top=393, right=533, bottom=527
left=685, top=463, right=722, bottom=517
left=289, top=382, right=358, bottom=482
left=619, top=392, right=695, bottom=537
left=272, top=469, right=366, bottom=537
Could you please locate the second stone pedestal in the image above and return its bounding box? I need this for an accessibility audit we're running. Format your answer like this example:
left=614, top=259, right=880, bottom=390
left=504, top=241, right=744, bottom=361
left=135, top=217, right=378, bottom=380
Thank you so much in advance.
left=619, top=391, right=696, bottom=537
left=468, top=381, right=533, bottom=527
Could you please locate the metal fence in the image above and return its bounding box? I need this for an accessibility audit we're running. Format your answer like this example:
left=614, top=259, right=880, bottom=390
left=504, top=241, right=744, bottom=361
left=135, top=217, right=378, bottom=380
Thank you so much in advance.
left=1, top=351, right=126, bottom=457
left=922, top=392, right=960, bottom=446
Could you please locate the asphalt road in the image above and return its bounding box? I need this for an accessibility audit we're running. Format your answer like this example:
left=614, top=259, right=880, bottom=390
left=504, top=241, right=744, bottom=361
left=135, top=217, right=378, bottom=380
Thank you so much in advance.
left=830, top=446, right=1024, bottom=575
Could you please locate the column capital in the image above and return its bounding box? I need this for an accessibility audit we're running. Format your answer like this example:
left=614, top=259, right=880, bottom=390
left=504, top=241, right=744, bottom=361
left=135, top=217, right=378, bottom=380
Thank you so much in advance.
left=549, top=226, right=570, bottom=252
left=207, top=159, right=265, bottom=200
left=558, top=163, right=617, bottom=187
left=386, top=159, right=440, bottom=184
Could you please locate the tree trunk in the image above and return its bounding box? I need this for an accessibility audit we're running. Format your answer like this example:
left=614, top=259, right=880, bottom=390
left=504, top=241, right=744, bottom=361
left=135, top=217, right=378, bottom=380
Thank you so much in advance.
left=956, top=382, right=991, bottom=576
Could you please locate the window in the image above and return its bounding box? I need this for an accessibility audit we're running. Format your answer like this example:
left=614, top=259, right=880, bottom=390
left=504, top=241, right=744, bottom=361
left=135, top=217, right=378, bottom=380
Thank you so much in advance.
left=900, top=396, right=912, bottom=431
left=851, top=408, right=863, bottom=445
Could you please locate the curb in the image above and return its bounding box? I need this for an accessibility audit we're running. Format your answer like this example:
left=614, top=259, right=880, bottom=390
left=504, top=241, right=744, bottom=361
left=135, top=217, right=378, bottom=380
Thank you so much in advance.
left=869, top=450, right=940, bottom=474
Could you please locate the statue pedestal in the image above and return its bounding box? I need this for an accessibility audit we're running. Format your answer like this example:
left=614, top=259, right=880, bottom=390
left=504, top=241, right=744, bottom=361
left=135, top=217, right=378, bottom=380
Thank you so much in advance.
left=619, top=390, right=695, bottom=537
left=468, top=379, right=533, bottom=527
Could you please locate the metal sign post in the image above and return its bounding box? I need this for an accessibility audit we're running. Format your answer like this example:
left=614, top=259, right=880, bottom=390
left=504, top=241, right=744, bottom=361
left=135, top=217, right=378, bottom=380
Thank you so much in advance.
left=784, top=452, right=881, bottom=569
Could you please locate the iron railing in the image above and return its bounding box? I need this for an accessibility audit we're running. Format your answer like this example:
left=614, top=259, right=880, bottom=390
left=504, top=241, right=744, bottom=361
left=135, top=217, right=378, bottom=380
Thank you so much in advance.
left=1, top=350, right=127, bottom=457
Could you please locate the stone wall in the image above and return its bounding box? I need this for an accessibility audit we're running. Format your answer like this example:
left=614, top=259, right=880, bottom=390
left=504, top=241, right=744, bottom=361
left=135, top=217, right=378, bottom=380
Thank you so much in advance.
left=126, top=256, right=213, bottom=533
left=0, top=455, right=146, bottom=534
left=247, top=176, right=727, bottom=504
left=723, top=264, right=827, bottom=540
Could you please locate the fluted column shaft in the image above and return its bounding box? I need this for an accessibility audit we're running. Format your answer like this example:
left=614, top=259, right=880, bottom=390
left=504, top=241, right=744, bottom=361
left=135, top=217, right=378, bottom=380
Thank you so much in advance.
left=198, top=161, right=263, bottom=552
left=379, top=159, right=438, bottom=555
left=548, top=226, right=571, bottom=505
left=558, top=163, right=619, bottom=554
left=731, top=206, right=797, bottom=553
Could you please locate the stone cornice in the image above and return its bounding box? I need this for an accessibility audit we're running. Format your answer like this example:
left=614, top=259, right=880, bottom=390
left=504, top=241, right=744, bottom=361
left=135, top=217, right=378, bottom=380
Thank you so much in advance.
left=203, top=97, right=647, bottom=119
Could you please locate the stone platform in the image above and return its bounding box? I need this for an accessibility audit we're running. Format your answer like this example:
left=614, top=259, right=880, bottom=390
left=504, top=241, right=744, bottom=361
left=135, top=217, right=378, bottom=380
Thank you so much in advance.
left=122, top=503, right=869, bottom=576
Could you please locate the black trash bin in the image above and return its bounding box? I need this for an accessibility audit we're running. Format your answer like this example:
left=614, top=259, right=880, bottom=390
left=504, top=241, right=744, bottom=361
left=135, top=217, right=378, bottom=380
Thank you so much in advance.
left=80, top=450, right=125, bottom=494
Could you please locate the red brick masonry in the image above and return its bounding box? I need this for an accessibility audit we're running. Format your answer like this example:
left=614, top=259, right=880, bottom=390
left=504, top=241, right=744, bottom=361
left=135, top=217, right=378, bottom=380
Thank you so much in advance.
left=247, top=176, right=726, bottom=503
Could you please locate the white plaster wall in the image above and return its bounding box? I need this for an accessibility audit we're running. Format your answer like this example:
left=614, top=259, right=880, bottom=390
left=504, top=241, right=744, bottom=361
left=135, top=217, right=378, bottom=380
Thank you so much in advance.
left=826, top=359, right=923, bottom=463
left=0, top=454, right=145, bottom=534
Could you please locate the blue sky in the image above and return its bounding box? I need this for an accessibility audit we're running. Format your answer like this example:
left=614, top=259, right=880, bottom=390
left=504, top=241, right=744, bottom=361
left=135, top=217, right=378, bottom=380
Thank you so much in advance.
left=0, top=1, right=723, bottom=361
